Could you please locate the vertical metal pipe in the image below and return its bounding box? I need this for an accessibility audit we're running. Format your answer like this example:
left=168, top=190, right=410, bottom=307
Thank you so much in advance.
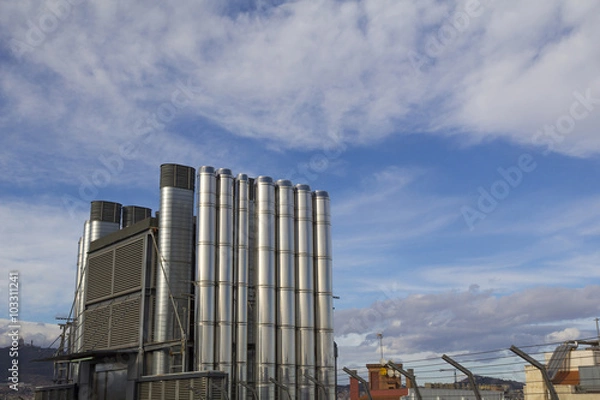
left=72, top=235, right=83, bottom=355
left=235, top=174, right=250, bottom=400
left=276, top=180, right=296, bottom=399
left=74, top=221, right=90, bottom=354
left=295, top=184, right=315, bottom=400
left=313, top=191, right=335, bottom=399
left=255, top=176, right=276, bottom=399
left=216, top=169, right=234, bottom=396
left=153, top=164, right=195, bottom=374
left=196, top=166, right=217, bottom=372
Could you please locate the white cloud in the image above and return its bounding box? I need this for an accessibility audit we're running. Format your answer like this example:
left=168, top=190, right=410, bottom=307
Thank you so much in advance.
left=2, top=0, right=599, bottom=192
left=334, top=286, right=600, bottom=375
left=0, top=319, right=61, bottom=348
left=0, top=200, right=84, bottom=322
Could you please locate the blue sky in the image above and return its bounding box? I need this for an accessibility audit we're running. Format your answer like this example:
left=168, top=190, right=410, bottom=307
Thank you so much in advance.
left=1, top=0, right=600, bottom=382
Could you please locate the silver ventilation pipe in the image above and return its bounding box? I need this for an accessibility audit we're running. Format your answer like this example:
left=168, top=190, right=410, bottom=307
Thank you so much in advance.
left=216, top=169, right=234, bottom=395
left=153, top=164, right=195, bottom=375
left=122, top=205, right=152, bottom=228
left=196, top=166, right=217, bottom=371
left=314, top=191, right=335, bottom=399
left=276, top=180, right=296, bottom=398
left=235, top=174, right=250, bottom=400
left=89, top=201, right=122, bottom=241
left=255, top=176, right=276, bottom=399
left=73, top=221, right=90, bottom=354
left=295, top=184, right=316, bottom=400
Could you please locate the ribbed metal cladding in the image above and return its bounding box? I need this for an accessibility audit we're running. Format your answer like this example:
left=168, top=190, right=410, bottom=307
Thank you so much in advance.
left=234, top=174, right=250, bottom=400
left=90, top=200, right=122, bottom=224
left=255, top=176, right=276, bottom=399
left=89, top=201, right=122, bottom=242
left=196, top=166, right=217, bottom=372
left=313, top=190, right=335, bottom=399
left=122, top=206, right=152, bottom=228
left=276, top=180, right=296, bottom=398
left=153, top=164, right=195, bottom=374
left=215, top=169, right=234, bottom=396
left=295, top=184, right=316, bottom=400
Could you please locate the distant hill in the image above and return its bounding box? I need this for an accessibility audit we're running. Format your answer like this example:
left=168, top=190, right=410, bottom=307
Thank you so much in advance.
left=463, top=374, right=524, bottom=391
left=0, top=342, right=56, bottom=399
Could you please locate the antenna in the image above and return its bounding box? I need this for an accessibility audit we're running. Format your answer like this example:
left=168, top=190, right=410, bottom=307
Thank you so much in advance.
left=377, top=333, right=384, bottom=365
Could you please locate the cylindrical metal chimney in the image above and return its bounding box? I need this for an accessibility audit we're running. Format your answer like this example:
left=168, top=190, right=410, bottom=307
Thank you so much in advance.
left=122, top=205, right=152, bottom=228
left=255, top=176, right=276, bottom=399
left=216, top=169, right=234, bottom=395
left=196, top=166, right=217, bottom=371
left=89, top=200, right=122, bottom=241
left=153, top=164, right=195, bottom=374
left=234, top=174, right=251, bottom=400
left=314, top=190, right=335, bottom=399
left=295, top=184, right=316, bottom=400
left=276, top=179, right=296, bottom=398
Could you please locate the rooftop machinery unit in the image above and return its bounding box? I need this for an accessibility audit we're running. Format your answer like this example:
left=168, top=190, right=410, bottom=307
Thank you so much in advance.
left=74, top=200, right=122, bottom=353
left=69, top=163, right=335, bottom=400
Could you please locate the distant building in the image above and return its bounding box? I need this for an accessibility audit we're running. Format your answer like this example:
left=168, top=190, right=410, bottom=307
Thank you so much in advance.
left=346, top=362, right=506, bottom=400
left=402, top=387, right=504, bottom=400
left=524, top=341, right=600, bottom=400
left=349, top=363, right=409, bottom=400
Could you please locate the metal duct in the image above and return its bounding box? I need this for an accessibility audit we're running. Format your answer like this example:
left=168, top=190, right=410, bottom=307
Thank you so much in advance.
left=235, top=174, right=250, bottom=400
left=72, top=236, right=83, bottom=354
left=313, top=190, right=335, bottom=399
left=276, top=179, right=296, bottom=398
left=216, top=169, right=234, bottom=395
left=122, top=206, right=152, bottom=228
left=196, top=166, right=217, bottom=372
left=89, top=201, right=122, bottom=241
left=295, top=184, right=315, bottom=400
left=74, top=221, right=90, bottom=353
left=153, top=164, right=195, bottom=374
left=255, top=176, right=276, bottom=399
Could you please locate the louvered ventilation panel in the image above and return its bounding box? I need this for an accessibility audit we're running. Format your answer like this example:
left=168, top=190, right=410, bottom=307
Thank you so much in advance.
left=86, top=251, right=113, bottom=302
left=113, top=239, right=144, bottom=294
left=151, top=382, right=162, bottom=400
left=82, top=305, right=110, bottom=351
left=110, top=297, right=141, bottom=348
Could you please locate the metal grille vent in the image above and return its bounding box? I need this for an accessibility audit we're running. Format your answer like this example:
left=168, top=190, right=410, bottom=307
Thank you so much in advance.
left=90, top=201, right=122, bottom=223
left=160, top=164, right=195, bottom=190
left=86, top=251, right=113, bottom=302
left=138, top=375, right=228, bottom=400
left=122, top=206, right=152, bottom=228
left=164, top=380, right=177, bottom=398
left=114, top=239, right=144, bottom=294
left=110, top=297, right=141, bottom=348
left=87, top=237, right=144, bottom=303
left=82, top=305, right=110, bottom=351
